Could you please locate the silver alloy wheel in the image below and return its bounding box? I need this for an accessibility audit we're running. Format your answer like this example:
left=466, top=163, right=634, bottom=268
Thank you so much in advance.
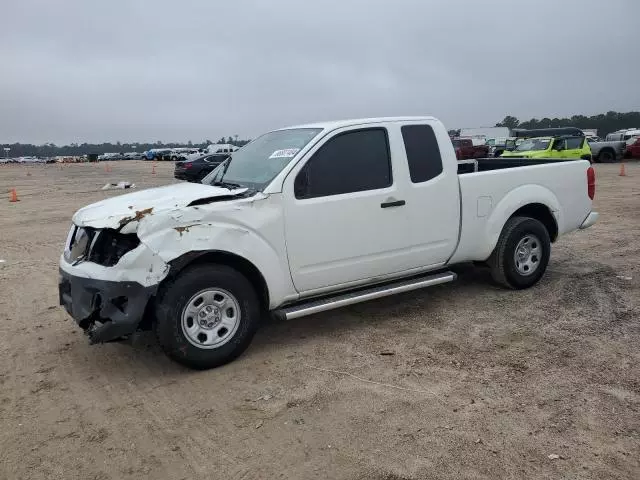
left=513, top=234, right=542, bottom=276
left=181, top=288, right=241, bottom=349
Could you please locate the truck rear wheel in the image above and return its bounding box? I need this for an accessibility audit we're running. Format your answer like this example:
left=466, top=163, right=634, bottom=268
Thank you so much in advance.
left=597, top=149, right=615, bottom=163
left=155, top=264, right=261, bottom=369
left=488, top=216, right=550, bottom=289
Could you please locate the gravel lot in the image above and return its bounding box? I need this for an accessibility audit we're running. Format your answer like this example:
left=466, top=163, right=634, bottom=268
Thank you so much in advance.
left=0, top=160, right=638, bottom=480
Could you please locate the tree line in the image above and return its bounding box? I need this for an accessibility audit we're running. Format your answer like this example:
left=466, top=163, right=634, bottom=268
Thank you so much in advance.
left=4, top=110, right=640, bottom=158
left=1, top=136, right=251, bottom=159
left=494, top=111, right=640, bottom=136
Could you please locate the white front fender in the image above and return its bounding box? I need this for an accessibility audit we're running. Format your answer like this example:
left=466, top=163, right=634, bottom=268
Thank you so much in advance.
left=135, top=195, right=296, bottom=309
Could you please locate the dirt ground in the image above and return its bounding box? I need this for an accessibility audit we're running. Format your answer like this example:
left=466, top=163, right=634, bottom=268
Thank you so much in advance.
left=0, top=160, right=638, bottom=480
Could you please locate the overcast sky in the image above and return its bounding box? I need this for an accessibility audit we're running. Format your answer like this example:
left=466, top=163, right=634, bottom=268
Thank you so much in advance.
left=1, top=0, right=639, bottom=144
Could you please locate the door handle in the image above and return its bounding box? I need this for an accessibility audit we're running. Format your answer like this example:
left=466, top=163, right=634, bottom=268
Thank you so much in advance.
left=381, top=199, right=406, bottom=208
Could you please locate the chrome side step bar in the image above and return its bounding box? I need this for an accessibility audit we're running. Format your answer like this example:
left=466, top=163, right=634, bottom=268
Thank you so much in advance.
left=277, top=271, right=456, bottom=321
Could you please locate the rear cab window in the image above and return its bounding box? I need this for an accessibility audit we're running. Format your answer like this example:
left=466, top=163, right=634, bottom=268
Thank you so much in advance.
left=401, top=125, right=444, bottom=183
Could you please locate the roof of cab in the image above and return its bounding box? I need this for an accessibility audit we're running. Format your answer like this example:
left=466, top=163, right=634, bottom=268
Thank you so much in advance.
left=278, top=116, right=438, bottom=132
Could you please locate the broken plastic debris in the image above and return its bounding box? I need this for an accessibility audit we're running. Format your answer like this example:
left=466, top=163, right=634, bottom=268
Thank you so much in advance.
left=615, top=275, right=632, bottom=281
left=101, top=181, right=136, bottom=191
left=548, top=454, right=561, bottom=460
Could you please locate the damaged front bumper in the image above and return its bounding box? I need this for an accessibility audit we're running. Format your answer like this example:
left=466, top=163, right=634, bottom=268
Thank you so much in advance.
left=59, top=269, right=157, bottom=343
left=58, top=238, right=170, bottom=343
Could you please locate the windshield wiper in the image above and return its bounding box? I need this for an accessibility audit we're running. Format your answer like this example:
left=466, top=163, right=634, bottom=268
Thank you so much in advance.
left=212, top=180, right=244, bottom=190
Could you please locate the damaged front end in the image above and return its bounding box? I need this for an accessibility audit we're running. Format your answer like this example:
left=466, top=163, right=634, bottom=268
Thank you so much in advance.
left=59, top=270, right=157, bottom=343
left=59, top=223, right=170, bottom=343
left=59, top=181, right=276, bottom=343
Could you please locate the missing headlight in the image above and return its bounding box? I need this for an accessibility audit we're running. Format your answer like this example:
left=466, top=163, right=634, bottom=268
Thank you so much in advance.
left=66, top=226, right=97, bottom=264
left=88, top=229, right=140, bottom=266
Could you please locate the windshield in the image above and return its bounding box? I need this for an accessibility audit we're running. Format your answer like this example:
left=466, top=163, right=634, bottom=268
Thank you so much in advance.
left=202, top=128, right=322, bottom=190
left=515, top=138, right=551, bottom=152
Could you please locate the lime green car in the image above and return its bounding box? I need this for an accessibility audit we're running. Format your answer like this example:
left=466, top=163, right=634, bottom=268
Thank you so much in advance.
left=500, top=128, right=592, bottom=160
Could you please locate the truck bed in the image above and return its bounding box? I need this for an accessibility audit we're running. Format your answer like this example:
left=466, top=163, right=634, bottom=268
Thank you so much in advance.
left=457, top=157, right=579, bottom=174
left=450, top=157, right=593, bottom=265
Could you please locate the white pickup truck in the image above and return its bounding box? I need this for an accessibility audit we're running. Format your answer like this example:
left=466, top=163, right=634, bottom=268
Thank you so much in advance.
left=59, top=117, right=598, bottom=369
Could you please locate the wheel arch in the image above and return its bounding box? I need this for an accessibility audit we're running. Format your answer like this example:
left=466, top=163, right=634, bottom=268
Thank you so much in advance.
left=597, top=147, right=615, bottom=161
left=483, top=185, right=561, bottom=260
left=510, top=203, right=558, bottom=242
left=164, top=250, right=270, bottom=311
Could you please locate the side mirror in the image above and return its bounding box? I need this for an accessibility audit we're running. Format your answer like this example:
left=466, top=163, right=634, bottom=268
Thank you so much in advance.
left=294, top=168, right=310, bottom=198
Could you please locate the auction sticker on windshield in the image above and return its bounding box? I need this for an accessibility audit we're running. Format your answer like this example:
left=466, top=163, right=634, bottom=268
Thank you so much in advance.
left=269, top=148, right=300, bottom=159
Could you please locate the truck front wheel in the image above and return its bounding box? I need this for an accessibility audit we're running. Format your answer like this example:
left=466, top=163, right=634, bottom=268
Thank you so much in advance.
left=155, top=264, right=261, bottom=369
left=488, top=216, right=551, bottom=289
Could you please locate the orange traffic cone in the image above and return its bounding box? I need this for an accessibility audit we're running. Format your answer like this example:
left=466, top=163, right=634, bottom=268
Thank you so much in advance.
left=619, top=162, right=626, bottom=176
left=9, top=188, right=19, bottom=202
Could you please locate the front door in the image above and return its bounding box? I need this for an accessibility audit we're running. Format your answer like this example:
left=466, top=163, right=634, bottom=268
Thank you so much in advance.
left=282, top=127, right=413, bottom=294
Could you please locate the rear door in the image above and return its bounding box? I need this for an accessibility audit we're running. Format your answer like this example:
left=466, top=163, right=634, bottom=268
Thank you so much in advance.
left=397, top=122, right=460, bottom=267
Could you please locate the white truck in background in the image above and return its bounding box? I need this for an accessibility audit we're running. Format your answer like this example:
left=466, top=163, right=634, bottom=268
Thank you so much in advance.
left=59, top=116, right=598, bottom=369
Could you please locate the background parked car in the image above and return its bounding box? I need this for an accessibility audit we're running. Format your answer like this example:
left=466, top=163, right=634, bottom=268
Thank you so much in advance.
left=587, top=137, right=627, bottom=163
left=98, top=152, right=123, bottom=161
left=452, top=138, right=490, bottom=160
left=143, top=148, right=172, bottom=161
left=174, top=153, right=230, bottom=182
left=184, top=144, right=239, bottom=161
left=170, top=148, right=202, bottom=161
left=605, top=128, right=640, bottom=141
left=624, top=136, right=640, bottom=159
left=486, top=137, right=509, bottom=157
left=502, top=128, right=592, bottom=160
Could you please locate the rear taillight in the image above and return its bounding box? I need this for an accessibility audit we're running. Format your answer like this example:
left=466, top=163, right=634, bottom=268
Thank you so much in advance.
left=184, top=163, right=193, bottom=169
left=587, top=166, right=595, bottom=200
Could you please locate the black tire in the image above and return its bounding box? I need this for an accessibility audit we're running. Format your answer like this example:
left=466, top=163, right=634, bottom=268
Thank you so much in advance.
left=155, top=264, right=261, bottom=369
left=488, top=216, right=551, bottom=289
left=597, top=149, right=615, bottom=163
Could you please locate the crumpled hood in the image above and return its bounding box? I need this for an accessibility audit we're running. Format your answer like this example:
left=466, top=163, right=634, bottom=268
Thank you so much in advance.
left=73, top=183, right=247, bottom=229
